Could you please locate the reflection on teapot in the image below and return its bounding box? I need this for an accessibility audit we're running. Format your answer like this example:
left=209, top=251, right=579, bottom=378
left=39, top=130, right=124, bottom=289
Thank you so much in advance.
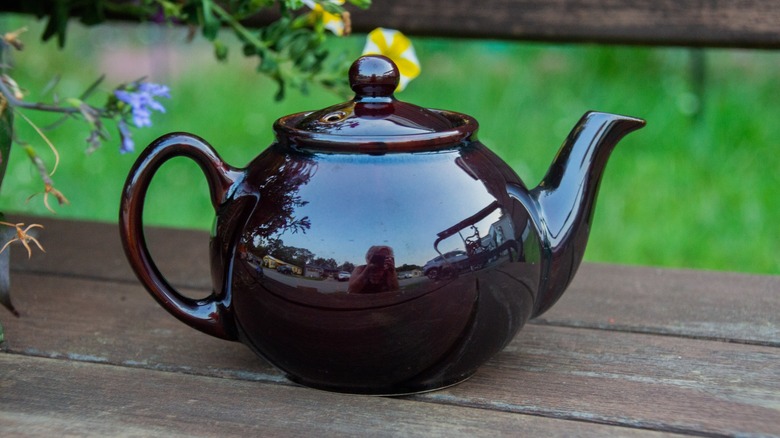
left=348, top=246, right=398, bottom=294
left=120, top=55, right=645, bottom=395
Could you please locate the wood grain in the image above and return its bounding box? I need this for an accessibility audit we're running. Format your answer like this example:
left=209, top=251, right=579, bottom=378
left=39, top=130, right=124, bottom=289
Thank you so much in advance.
left=536, top=263, right=780, bottom=347
left=3, top=0, right=780, bottom=48
left=242, top=0, right=780, bottom=49
left=425, top=326, right=780, bottom=436
left=1, top=0, right=778, bottom=432
left=10, top=215, right=779, bottom=346
left=346, top=0, right=780, bottom=48
left=9, top=215, right=211, bottom=290
left=2, top=271, right=778, bottom=436
left=3, top=273, right=276, bottom=381
left=0, top=355, right=678, bottom=437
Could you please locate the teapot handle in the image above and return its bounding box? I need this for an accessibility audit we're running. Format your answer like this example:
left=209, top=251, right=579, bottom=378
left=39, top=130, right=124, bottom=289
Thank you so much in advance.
left=119, top=133, right=240, bottom=340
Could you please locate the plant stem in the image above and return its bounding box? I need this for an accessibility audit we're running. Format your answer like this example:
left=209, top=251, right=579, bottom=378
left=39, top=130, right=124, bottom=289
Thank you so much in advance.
left=209, top=2, right=269, bottom=50
left=24, top=144, right=54, bottom=187
left=0, top=77, right=81, bottom=115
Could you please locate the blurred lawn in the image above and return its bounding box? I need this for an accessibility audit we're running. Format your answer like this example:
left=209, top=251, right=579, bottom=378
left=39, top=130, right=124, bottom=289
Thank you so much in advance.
left=1, top=16, right=778, bottom=274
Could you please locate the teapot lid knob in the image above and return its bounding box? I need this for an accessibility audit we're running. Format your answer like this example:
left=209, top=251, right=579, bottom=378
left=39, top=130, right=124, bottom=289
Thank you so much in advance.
left=276, top=54, right=478, bottom=151
left=349, top=55, right=399, bottom=99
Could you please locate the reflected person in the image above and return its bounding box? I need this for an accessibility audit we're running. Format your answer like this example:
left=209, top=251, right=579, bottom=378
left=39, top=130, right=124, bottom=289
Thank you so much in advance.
left=347, top=245, right=399, bottom=294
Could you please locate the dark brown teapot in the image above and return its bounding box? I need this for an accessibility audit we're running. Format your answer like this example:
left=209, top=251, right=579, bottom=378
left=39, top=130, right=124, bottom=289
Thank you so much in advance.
left=119, top=55, right=645, bottom=395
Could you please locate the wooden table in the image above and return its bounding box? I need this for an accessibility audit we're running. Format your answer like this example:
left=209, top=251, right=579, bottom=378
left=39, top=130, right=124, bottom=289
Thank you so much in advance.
left=1, top=215, right=778, bottom=436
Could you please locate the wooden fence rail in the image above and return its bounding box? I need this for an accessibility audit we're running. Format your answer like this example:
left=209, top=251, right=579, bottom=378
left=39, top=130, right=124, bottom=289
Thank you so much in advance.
left=4, top=1, right=780, bottom=48
left=346, top=0, right=780, bottom=49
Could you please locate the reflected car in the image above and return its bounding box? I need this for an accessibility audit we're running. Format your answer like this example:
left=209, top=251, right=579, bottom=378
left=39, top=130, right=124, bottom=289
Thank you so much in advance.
left=422, top=250, right=470, bottom=280
left=337, top=271, right=351, bottom=281
left=276, top=265, right=293, bottom=275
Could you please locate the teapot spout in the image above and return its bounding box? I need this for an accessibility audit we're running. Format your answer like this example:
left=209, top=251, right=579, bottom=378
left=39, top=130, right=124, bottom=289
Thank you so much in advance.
left=529, top=111, right=645, bottom=317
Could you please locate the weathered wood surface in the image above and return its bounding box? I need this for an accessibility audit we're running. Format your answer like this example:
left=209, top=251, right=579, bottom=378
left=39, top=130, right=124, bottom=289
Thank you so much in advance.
left=4, top=0, right=780, bottom=49
left=1, top=354, right=674, bottom=437
left=346, top=0, right=780, bottom=49
left=1, top=216, right=779, bottom=436
left=12, top=215, right=780, bottom=346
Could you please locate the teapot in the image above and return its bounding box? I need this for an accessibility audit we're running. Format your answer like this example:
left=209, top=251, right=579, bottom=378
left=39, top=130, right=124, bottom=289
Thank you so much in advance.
left=119, top=55, right=645, bottom=395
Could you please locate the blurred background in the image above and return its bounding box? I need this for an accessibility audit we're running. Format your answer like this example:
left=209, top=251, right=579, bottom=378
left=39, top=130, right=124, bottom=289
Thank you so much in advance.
left=1, top=15, right=778, bottom=274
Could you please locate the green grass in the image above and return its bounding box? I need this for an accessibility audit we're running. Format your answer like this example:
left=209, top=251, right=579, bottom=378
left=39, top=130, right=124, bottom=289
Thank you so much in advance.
left=1, top=16, right=778, bottom=274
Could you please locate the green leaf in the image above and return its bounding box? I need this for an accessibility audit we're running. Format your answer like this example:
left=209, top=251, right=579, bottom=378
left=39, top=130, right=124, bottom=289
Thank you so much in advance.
left=257, top=54, right=278, bottom=74
left=159, top=0, right=183, bottom=18
left=0, top=99, right=13, bottom=195
left=79, top=75, right=106, bottom=100
left=201, top=0, right=221, bottom=41
left=77, top=1, right=107, bottom=26
left=283, top=0, right=305, bottom=10
left=274, top=81, right=286, bottom=101
left=41, top=1, right=70, bottom=47
left=214, top=40, right=229, bottom=61
left=349, top=0, right=372, bottom=9
left=242, top=43, right=257, bottom=56
left=318, top=1, right=344, bottom=14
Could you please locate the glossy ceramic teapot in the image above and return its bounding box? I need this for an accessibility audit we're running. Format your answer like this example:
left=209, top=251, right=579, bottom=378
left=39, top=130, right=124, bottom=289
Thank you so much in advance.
left=119, top=55, right=645, bottom=395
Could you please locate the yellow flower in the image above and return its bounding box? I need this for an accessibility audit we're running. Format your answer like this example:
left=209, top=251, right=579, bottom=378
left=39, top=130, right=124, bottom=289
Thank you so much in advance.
left=362, top=28, right=420, bottom=92
left=305, top=0, right=349, bottom=36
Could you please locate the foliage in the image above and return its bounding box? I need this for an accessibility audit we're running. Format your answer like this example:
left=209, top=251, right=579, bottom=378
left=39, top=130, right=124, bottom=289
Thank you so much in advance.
left=0, top=31, right=171, bottom=222
left=0, top=0, right=375, bottom=318
left=0, top=92, right=11, bottom=187
left=10, top=0, right=370, bottom=99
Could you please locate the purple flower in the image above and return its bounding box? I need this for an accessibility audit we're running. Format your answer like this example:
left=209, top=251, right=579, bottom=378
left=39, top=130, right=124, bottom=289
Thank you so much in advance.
left=117, top=119, right=135, bottom=154
left=114, top=82, right=170, bottom=128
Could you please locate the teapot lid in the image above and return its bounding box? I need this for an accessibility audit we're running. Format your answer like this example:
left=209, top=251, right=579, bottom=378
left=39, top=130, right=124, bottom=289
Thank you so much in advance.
left=274, top=55, right=478, bottom=153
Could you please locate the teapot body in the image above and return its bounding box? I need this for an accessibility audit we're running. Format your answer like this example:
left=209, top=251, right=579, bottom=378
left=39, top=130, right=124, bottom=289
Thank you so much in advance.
left=212, top=140, right=541, bottom=394
left=120, top=55, right=645, bottom=395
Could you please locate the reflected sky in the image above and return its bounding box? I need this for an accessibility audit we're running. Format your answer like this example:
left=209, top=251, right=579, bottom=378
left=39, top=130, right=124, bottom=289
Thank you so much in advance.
left=275, top=150, right=501, bottom=267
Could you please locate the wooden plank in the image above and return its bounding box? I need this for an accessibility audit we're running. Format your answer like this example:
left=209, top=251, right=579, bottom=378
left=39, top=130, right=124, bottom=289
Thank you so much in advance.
left=9, top=215, right=211, bottom=290
left=3, top=0, right=780, bottom=48
left=2, top=272, right=778, bottom=436
left=9, top=215, right=779, bottom=345
left=536, top=263, right=780, bottom=347
left=204, top=0, right=780, bottom=49
left=2, top=273, right=276, bottom=381
left=425, top=326, right=780, bottom=436
left=345, top=0, right=780, bottom=49
left=1, top=355, right=673, bottom=437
